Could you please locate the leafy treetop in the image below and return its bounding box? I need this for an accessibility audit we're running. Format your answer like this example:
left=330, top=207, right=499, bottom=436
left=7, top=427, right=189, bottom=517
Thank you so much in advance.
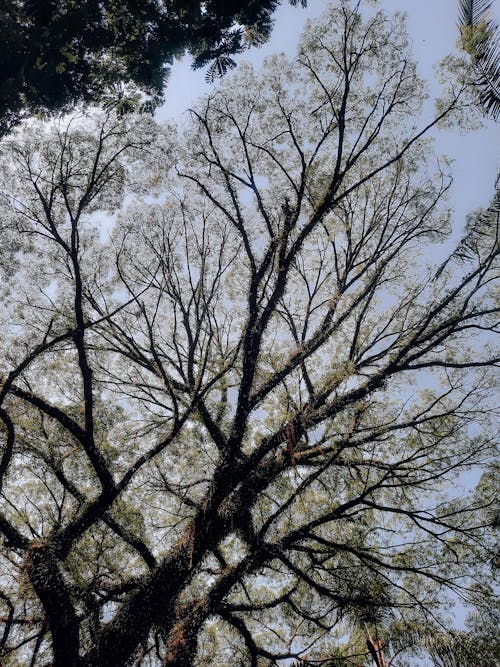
left=0, top=2, right=498, bottom=665
left=0, top=0, right=306, bottom=134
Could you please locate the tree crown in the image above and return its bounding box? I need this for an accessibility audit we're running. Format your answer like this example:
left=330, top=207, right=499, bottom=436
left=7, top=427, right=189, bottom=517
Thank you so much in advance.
left=0, top=2, right=498, bottom=665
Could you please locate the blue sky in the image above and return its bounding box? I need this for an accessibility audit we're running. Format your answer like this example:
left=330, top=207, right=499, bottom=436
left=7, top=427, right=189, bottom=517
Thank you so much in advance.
left=158, top=0, right=499, bottom=237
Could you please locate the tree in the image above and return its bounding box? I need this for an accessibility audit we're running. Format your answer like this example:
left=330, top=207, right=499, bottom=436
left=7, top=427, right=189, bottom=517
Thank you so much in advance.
left=0, top=2, right=498, bottom=665
left=0, top=0, right=306, bottom=135
left=458, top=0, right=500, bottom=118
left=292, top=565, right=500, bottom=665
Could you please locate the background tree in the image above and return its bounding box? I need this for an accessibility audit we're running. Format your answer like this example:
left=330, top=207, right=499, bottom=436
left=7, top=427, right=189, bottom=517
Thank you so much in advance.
left=0, top=0, right=306, bottom=135
left=458, top=0, right=500, bottom=118
left=0, top=2, right=498, bottom=665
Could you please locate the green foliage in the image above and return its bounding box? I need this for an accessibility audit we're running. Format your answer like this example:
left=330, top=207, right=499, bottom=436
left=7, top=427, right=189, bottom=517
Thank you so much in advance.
left=458, top=0, right=500, bottom=118
left=0, top=0, right=305, bottom=134
left=0, top=3, right=498, bottom=665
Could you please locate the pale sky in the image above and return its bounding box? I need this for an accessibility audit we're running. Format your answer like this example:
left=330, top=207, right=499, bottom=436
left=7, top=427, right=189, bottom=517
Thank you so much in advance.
left=159, top=0, right=500, bottom=237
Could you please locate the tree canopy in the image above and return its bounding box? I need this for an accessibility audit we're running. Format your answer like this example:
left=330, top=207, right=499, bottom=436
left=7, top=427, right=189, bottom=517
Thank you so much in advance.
left=0, top=0, right=306, bottom=134
left=0, top=2, right=498, bottom=665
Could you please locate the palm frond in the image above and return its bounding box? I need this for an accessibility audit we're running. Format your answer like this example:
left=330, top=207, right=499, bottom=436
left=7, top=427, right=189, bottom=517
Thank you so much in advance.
left=458, top=0, right=500, bottom=118
left=458, top=0, right=493, bottom=26
left=434, top=173, right=500, bottom=278
left=192, top=29, right=244, bottom=81
left=204, top=56, right=237, bottom=83
left=381, top=620, right=500, bottom=667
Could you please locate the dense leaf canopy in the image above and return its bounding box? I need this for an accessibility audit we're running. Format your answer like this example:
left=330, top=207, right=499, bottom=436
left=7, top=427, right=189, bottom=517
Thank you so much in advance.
left=0, top=0, right=306, bottom=134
